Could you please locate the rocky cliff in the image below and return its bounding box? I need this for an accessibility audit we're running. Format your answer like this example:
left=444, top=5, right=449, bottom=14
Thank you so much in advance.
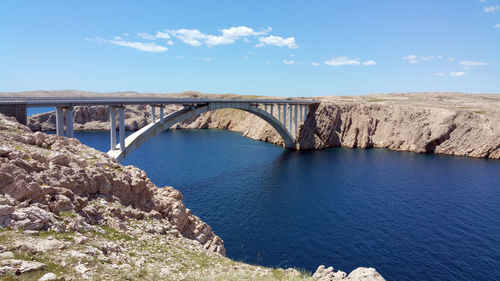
left=0, top=114, right=384, bottom=280
left=27, top=92, right=500, bottom=159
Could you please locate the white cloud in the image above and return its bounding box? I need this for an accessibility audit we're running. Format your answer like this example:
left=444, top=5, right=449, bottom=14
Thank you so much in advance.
left=494, top=24, right=500, bottom=28
left=484, top=5, right=500, bottom=12
left=204, top=25, right=268, bottom=47
left=450, top=71, right=467, bottom=77
left=363, top=60, right=376, bottom=66
left=138, top=31, right=171, bottom=40
left=325, top=57, right=360, bottom=66
left=283, top=59, right=297, bottom=65
left=402, top=54, right=440, bottom=64
left=311, top=62, right=320, bottom=66
left=220, top=26, right=270, bottom=40
left=434, top=72, right=446, bottom=77
left=255, top=35, right=298, bottom=49
left=108, top=40, right=168, bottom=52
left=205, top=35, right=234, bottom=47
left=460, top=60, right=488, bottom=66
left=96, top=26, right=294, bottom=51
left=402, top=55, right=419, bottom=64
left=168, top=29, right=206, bottom=46
left=448, top=57, right=456, bottom=61
left=156, top=31, right=170, bottom=39
left=196, top=57, right=213, bottom=61
left=167, top=26, right=271, bottom=47
left=137, top=32, right=157, bottom=40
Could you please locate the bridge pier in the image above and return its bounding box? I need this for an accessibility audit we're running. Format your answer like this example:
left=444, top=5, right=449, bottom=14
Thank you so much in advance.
left=159, top=106, right=164, bottom=123
left=283, top=104, right=287, bottom=127
left=64, top=107, right=74, bottom=138
left=294, top=104, right=298, bottom=138
left=299, top=105, right=303, bottom=127
left=119, top=107, right=125, bottom=151
left=277, top=104, right=281, bottom=123
left=55, top=107, right=64, bottom=136
left=109, top=106, right=117, bottom=150
left=109, top=106, right=126, bottom=151
left=151, top=106, right=156, bottom=123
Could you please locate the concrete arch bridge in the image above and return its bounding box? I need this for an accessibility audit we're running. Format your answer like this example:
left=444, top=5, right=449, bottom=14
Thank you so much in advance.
left=0, top=97, right=318, bottom=161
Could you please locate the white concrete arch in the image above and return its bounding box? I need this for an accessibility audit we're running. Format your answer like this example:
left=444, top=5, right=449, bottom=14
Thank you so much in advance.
left=108, top=102, right=295, bottom=161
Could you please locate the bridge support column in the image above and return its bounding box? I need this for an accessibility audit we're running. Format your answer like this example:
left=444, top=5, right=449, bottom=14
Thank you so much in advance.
left=119, top=107, right=125, bottom=151
left=288, top=104, right=292, bottom=134
left=159, top=106, right=164, bottom=123
left=270, top=104, right=274, bottom=117
left=56, top=107, right=64, bottom=136
left=64, top=107, right=74, bottom=138
left=294, top=104, right=298, bottom=138
left=299, top=104, right=303, bottom=126
left=264, top=103, right=268, bottom=113
left=277, top=104, right=281, bottom=122
left=109, top=106, right=117, bottom=150
left=283, top=104, right=287, bottom=128
left=304, top=105, right=308, bottom=121
left=151, top=106, right=156, bottom=123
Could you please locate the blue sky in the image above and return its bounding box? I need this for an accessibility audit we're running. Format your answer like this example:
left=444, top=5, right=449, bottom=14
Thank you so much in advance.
left=1, top=0, right=499, bottom=96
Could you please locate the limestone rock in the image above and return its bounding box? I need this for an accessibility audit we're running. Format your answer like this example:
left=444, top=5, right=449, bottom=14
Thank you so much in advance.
left=346, top=267, right=385, bottom=280
left=312, top=265, right=384, bottom=281
left=0, top=259, right=46, bottom=275
left=0, top=204, right=14, bottom=216
left=15, top=238, right=66, bottom=253
left=38, top=272, right=57, bottom=281
left=0, top=113, right=225, bottom=255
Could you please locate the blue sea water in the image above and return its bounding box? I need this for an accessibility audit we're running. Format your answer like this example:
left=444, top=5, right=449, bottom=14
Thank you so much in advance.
left=27, top=107, right=54, bottom=116
left=71, top=129, right=500, bottom=281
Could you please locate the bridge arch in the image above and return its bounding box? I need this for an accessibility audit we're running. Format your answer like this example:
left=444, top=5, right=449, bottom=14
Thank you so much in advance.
left=108, top=102, right=295, bottom=161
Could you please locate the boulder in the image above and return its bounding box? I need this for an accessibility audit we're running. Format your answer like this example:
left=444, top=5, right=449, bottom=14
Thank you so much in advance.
left=38, top=272, right=57, bottom=281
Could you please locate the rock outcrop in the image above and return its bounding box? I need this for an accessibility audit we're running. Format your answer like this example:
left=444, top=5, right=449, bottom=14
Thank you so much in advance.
left=313, top=265, right=385, bottom=281
left=297, top=103, right=500, bottom=158
left=0, top=113, right=224, bottom=255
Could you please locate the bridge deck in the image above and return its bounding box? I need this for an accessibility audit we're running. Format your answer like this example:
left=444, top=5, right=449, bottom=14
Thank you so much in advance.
left=0, top=96, right=318, bottom=107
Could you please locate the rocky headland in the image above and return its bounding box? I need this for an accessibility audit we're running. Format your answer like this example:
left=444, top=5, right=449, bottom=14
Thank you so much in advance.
left=22, top=91, right=500, bottom=159
left=0, top=113, right=384, bottom=280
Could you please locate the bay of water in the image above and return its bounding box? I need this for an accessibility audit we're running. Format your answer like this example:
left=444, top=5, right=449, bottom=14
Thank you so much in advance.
left=72, top=129, right=500, bottom=281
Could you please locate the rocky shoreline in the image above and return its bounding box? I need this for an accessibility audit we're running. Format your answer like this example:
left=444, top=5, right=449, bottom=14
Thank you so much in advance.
left=26, top=91, right=500, bottom=159
left=0, top=113, right=384, bottom=280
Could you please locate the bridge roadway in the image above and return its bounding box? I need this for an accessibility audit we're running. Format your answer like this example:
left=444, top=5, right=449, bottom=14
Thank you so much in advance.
left=0, top=96, right=319, bottom=160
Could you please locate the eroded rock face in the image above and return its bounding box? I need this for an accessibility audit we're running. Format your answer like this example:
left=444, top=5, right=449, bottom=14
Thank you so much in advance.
left=0, top=114, right=225, bottom=255
left=297, top=103, right=500, bottom=158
